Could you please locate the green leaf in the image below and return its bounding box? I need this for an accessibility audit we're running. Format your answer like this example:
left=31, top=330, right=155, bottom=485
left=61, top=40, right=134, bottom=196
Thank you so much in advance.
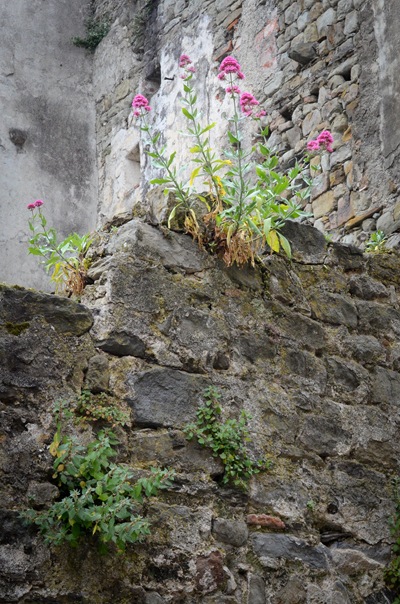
left=267, top=229, right=280, bottom=253
left=278, top=232, right=292, bottom=258
left=200, top=122, right=216, bottom=135
left=182, top=107, right=193, bottom=120
left=263, top=218, right=272, bottom=238
left=167, top=151, right=176, bottom=167
left=227, top=131, right=240, bottom=145
left=259, top=144, right=270, bottom=156
left=150, top=178, right=171, bottom=185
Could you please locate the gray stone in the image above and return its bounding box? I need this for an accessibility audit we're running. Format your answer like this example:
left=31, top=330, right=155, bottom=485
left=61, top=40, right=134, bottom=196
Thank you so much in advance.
left=285, top=3, right=300, bottom=25
left=311, top=173, right=330, bottom=199
left=343, top=10, right=358, bottom=35
left=357, top=300, right=400, bottom=335
left=365, top=590, right=397, bottom=604
left=27, top=481, right=59, bottom=507
left=0, top=284, right=93, bottom=336
left=337, top=0, right=354, bottom=19
left=326, top=357, right=365, bottom=391
left=298, top=414, right=351, bottom=456
left=251, top=534, right=332, bottom=570
left=84, top=353, right=110, bottom=392
left=285, top=125, right=302, bottom=148
left=281, top=221, right=328, bottom=264
left=331, top=548, right=384, bottom=574
left=247, top=574, right=265, bottom=604
left=272, top=578, right=306, bottom=603
left=96, top=331, right=146, bottom=358
left=212, top=518, right=248, bottom=547
left=107, top=219, right=213, bottom=274
left=316, top=8, right=336, bottom=36
left=127, top=368, right=208, bottom=428
left=371, top=367, right=400, bottom=405
left=288, top=42, right=317, bottom=65
left=86, top=256, right=112, bottom=281
left=344, top=335, right=386, bottom=364
left=145, top=593, right=166, bottom=604
left=308, top=291, right=358, bottom=327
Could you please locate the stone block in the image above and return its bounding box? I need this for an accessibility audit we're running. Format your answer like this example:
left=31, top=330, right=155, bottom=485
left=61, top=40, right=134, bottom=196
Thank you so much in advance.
left=280, top=221, right=328, bottom=263
left=316, top=7, right=336, bottom=36
left=344, top=335, right=386, bottom=364
left=285, top=2, right=300, bottom=25
left=85, top=353, right=110, bottom=392
left=344, top=10, right=359, bottom=35
left=303, top=22, right=319, bottom=43
left=288, top=42, right=317, bottom=65
left=337, top=0, right=354, bottom=20
left=212, top=518, right=249, bottom=547
left=251, top=533, right=331, bottom=570
left=371, top=367, right=400, bottom=405
left=272, top=578, right=306, bottom=603
left=311, top=173, right=330, bottom=199
left=312, top=190, right=336, bottom=219
left=326, top=356, right=366, bottom=390
left=348, top=275, right=389, bottom=300
left=299, top=413, right=351, bottom=456
left=302, top=108, right=321, bottom=135
left=126, top=367, right=209, bottom=428
left=0, top=285, right=93, bottom=337
left=308, top=291, right=358, bottom=327
left=247, top=574, right=265, bottom=604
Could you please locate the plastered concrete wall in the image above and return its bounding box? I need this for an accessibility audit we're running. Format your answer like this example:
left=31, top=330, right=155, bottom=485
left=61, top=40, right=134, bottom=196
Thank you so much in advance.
left=0, top=0, right=98, bottom=291
left=93, top=0, right=400, bottom=250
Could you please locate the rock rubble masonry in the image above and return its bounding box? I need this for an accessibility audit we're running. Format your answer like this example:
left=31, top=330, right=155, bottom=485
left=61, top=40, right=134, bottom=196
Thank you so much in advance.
left=1, top=222, right=400, bottom=602
left=92, top=0, right=400, bottom=250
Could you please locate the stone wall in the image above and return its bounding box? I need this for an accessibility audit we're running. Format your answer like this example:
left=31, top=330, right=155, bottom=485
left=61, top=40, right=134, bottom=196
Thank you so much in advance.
left=1, top=224, right=399, bottom=602
left=0, top=0, right=98, bottom=291
left=92, top=0, right=400, bottom=248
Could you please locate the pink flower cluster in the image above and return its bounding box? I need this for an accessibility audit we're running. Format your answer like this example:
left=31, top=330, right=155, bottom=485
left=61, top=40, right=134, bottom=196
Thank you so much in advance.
left=218, top=56, right=245, bottom=80
left=131, top=94, right=151, bottom=117
left=179, top=54, right=191, bottom=68
left=179, top=54, right=196, bottom=79
left=307, top=130, right=334, bottom=153
left=239, top=92, right=259, bottom=117
left=226, top=85, right=241, bottom=95
left=27, top=200, right=43, bottom=210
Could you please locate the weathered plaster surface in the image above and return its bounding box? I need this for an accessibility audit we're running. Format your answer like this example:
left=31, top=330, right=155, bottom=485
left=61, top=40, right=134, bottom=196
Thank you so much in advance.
left=0, top=0, right=98, bottom=290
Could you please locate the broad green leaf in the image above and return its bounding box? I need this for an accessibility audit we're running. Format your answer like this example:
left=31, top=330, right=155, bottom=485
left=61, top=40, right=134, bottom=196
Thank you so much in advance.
left=182, top=107, right=193, bottom=120
left=200, top=122, right=216, bottom=135
left=189, top=167, right=201, bottom=186
left=150, top=178, right=171, bottom=185
left=278, top=232, right=292, bottom=258
left=263, top=218, right=272, bottom=238
left=266, top=229, right=280, bottom=253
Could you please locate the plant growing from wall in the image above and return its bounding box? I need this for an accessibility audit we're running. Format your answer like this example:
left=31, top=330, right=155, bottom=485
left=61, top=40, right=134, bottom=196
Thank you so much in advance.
left=69, top=390, right=129, bottom=426
left=27, top=200, right=93, bottom=296
left=23, top=403, right=174, bottom=552
left=184, top=387, right=270, bottom=489
left=385, top=479, right=400, bottom=602
left=365, top=230, right=388, bottom=253
left=72, top=18, right=110, bottom=51
left=131, top=54, right=332, bottom=266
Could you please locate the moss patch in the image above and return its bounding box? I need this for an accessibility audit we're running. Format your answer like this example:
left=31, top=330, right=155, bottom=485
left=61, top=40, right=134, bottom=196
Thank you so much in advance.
left=5, top=321, right=30, bottom=336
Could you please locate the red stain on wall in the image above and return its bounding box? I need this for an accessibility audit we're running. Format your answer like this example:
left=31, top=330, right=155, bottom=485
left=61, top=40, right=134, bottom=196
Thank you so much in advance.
left=255, top=18, right=279, bottom=71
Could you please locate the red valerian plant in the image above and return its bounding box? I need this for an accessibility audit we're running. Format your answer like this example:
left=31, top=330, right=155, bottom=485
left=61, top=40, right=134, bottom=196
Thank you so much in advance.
left=132, top=54, right=332, bottom=266
left=27, top=201, right=92, bottom=296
